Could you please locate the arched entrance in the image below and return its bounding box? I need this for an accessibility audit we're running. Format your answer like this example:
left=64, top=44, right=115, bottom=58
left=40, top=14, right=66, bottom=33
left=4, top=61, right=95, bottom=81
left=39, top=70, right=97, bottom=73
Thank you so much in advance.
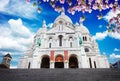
left=69, top=55, right=78, bottom=68
left=55, top=55, right=64, bottom=68
left=41, top=55, right=50, bottom=68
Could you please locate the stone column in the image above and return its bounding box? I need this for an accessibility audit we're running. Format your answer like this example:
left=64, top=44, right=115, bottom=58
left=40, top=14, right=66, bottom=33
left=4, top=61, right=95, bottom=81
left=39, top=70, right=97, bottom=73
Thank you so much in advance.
left=78, top=60, right=82, bottom=68
left=31, top=57, right=38, bottom=68
left=50, top=50, right=55, bottom=68
left=38, top=60, right=41, bottom=68
left=64, top=50, right=69, bottom=68
left=50, top=61, right=54, bottom=68
left=80, top=45, right=89, bottom=68
left=64, top=61, right=69, bottom=68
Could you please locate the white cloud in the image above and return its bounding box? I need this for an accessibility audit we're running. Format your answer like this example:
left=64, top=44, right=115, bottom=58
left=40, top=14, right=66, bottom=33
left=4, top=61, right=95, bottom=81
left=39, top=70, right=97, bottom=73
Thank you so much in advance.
left=110, top=53, right=120, bottom=59
left=0, top=0, right=9, bottom=11
left=114, top=48, right=120, bottom=52
left=47, top=23, right=53, bottom=28
left=0, top=0, right=37, bottom=19
left=103, top=9, right=120, bottom=21
left=93, top=31, right=120, bottom=40
left=108, top=32, right=120, bottom=40
left=95, top=8, right=120, bottom=40
left=93, top=31, right=107, bottom=40
left=0, top=18, right=34, bottom=55
left=8, top=19, right=32, bottom=38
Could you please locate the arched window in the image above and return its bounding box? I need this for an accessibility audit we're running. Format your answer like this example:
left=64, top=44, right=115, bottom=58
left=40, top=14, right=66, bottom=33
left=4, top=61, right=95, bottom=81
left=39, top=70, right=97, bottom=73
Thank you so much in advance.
left=59, top=20, right=63, bottom=24
left=49, top=43, right=51, bottom=48
left=49, top=37, right=52, bottom=41
left=49, top=37, right=52, bottom=48
left=28, top=62, right=31, bottom=69
left=69, top=37, right=73, bottom=41
left=89, top=58, right=92, bottom=68
left=58, top=35, right=63, bottom=46
left=83, top=36, right=87, bottom=41
left=85, top=48, right=89, bottom=52
left=69, top=37, right=73, bottom=48
left=70, top=42, right=72, bottom=47
left=83, top=37, right=85, bottom=41
left=85, top=36, right=87, bottom=41
left=94, top=61, right=97, bottom=68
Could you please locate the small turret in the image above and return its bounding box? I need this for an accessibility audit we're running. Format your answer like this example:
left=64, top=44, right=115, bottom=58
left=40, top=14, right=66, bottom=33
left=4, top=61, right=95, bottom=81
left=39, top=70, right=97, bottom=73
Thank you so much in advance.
left=0, top=53, right=12, bottom=69
left=42, top=20, right=47, bottom=28
left=61, top=7, right=65, bottom=15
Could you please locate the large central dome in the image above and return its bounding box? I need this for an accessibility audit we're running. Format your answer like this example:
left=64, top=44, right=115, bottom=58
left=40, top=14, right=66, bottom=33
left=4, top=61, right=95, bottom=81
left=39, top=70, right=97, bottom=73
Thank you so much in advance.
left=54, top=12, right=73, bottom=24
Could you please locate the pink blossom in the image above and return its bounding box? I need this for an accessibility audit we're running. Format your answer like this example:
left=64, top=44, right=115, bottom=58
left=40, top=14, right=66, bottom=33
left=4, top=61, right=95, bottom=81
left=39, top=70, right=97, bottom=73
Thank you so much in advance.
left=71, top=11, right=75, bottom=15
left=93, top=3, right=98, bottom=10
left=43, top=0, right=47, bottom=2
left=95, top=0, right=102, bottom=4
left=88, top=0, right=93, bottom=5
left=81, top=9, right=85, bottom=13
left=117, top=28, right=120, bottom=33
left=109, top=3, right=113, bottom=8
left=102, top=3, right=109, bottom=10
left=37, top=8, right=41, bottom=13
left=105, top=0, right=109, bottom=3
left=67, top=1, right=72, bottom=6
left=55, top=6, right=62, bottom=13
left=77, top=0, right=82, bottom=5
left=51, top=0, right=55, bottom=1
left=112, top=7, right=117, bottom=13
left=85, top=5, right=92, bottom=13
left=59, top=0, right=65, bottom=4
left=75, top=5, right=81, bottom=12
left=26, top=0, right=30, bottom=3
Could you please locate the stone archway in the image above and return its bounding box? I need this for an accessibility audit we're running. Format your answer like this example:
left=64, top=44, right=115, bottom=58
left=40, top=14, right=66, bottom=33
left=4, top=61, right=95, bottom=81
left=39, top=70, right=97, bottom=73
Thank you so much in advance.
left=41, top=55, right=50, bottom=68
left=69, top=55, right=78, bottom=68
left=55, top=55, right=64, bottom=68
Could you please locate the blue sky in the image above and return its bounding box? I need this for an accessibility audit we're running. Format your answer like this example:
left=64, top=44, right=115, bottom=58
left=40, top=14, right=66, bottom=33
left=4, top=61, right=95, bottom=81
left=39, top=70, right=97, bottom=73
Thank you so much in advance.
left=0, top=0, right=120, bottom=68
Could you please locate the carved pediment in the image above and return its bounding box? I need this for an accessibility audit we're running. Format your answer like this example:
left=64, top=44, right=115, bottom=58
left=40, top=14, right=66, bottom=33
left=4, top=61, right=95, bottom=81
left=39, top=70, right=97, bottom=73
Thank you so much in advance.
left=47, top=25, right=75, bottom=34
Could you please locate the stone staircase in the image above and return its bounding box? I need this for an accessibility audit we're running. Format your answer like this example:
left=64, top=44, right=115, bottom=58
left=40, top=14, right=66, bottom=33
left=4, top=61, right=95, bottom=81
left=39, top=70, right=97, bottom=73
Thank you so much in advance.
left=0, top=69, right=120, bottom=81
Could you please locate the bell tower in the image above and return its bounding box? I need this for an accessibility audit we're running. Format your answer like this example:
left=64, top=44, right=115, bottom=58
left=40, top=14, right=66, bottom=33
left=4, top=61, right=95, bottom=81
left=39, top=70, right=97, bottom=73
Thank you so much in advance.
left=0, top=53, right=12, bottom=69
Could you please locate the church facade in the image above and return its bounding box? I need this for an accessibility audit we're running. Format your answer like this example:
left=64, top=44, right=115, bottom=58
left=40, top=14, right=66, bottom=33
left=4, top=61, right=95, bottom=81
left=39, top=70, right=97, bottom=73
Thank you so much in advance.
left=18, top=12, right=109, bottom=69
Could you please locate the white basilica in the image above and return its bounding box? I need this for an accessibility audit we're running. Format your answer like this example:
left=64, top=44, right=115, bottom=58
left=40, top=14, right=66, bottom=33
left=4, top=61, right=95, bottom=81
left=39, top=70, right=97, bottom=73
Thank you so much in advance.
left=18, top=12, right=109, bottom=69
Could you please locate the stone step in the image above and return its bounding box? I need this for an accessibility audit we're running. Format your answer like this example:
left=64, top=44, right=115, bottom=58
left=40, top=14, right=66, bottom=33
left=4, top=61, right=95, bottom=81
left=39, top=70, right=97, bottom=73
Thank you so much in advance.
left=0, top=69, right=120, bottom=81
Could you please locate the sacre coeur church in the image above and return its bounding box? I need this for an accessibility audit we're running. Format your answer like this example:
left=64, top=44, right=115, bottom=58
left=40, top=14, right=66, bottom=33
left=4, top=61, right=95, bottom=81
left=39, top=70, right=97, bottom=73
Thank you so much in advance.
left=18, top=11, right=109, bottom=69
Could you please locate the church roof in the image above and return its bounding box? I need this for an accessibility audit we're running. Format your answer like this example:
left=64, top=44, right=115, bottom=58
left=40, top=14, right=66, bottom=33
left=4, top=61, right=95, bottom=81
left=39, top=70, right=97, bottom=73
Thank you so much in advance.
left=54, top=12, right=72, bottom=24
left=75, top=23, right=90, bottom=34
left=4, top=53, right=12, bottom=59
left=80, top=23, right=90, bottom=34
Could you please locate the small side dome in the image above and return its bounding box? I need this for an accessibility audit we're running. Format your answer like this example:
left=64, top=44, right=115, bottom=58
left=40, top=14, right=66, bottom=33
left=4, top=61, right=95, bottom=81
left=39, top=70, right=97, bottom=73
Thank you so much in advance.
left=80, top=23, right=90, bottom=34
left=37, top=28, right=42, bottom=34
left=36, top=20, right=47, bottom=35
left=75, top=23, right=90, bottom=34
